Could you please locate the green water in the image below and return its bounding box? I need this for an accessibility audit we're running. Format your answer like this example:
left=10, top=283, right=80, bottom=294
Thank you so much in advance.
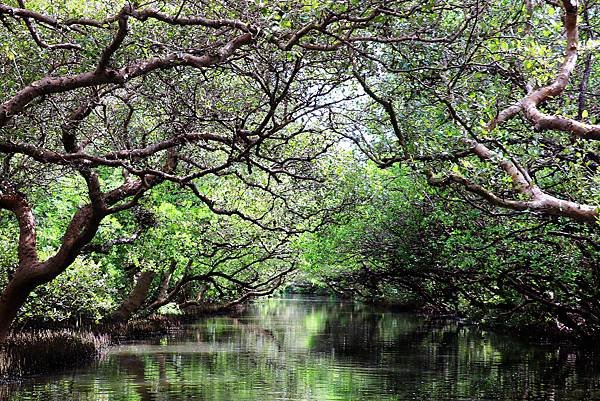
left=4, top=297, right=600, bottom=400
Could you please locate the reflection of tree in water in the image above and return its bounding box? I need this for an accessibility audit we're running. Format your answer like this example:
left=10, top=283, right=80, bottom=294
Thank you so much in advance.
left=229, top=300, right=600, bottom=400
left=115, top=354, right=154, bottom=401
left=5, top=298, right=600, bottom=400
left=302, top=301, right=600, bottom=400
left=309, top=304, right=385, bottom=359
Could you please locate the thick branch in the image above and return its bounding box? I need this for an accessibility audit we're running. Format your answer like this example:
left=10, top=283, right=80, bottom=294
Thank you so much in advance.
left=96, top=8, right=129, bottom=73
left=0, top=33, right=253, bottom=128
left=0, top=183, right=38, bottom=266
left=429, top=139, right=599, bottom=223
left=489, top=1, right=600, bottom=140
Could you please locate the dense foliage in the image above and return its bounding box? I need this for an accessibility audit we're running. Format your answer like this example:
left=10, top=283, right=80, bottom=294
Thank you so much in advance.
left=300, top=164, right=600, bottom=337
left=0, top=0, right=598, bottom=340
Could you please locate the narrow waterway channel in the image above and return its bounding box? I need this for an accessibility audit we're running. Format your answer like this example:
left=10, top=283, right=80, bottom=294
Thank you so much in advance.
left=3, top=296, right=600, bottom=400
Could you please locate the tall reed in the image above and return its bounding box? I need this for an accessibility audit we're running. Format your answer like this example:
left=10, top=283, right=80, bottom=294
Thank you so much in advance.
left=0, top=330, right=109, bottom=379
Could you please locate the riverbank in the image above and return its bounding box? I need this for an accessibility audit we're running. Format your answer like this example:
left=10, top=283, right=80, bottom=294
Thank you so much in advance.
left=369, top=298, right=596, bottom=346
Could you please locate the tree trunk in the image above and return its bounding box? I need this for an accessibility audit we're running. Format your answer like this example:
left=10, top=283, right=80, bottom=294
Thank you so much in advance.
left=109, top=270, right=156, bottom=323
left=0, top=271, right=37, bottom=341
left=144, top=260, right=178, bottom=313
left=0, top=146, right=171, bottom=337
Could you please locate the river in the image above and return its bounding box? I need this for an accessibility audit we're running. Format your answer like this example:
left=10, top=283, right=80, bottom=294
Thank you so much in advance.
left=3, top=296, right=600, bottom=400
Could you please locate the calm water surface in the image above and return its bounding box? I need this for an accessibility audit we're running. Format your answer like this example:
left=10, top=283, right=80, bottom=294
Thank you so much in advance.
left=4, top=297, right=600, bottom=400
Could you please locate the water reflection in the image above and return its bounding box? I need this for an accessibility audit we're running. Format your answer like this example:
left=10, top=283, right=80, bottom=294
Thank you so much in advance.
left=4, top=297, right=600, bottom=400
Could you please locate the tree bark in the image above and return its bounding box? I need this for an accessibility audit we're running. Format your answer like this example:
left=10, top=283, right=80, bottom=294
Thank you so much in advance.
left=143, top=260, right=179, bottom=313
left=108, top=270, right=157, bottom=323
left=0, top=269, right=37, bottom=340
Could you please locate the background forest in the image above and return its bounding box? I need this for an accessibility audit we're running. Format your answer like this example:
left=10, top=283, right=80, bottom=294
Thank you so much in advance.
left=0, top=0, right=598, bottom=343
